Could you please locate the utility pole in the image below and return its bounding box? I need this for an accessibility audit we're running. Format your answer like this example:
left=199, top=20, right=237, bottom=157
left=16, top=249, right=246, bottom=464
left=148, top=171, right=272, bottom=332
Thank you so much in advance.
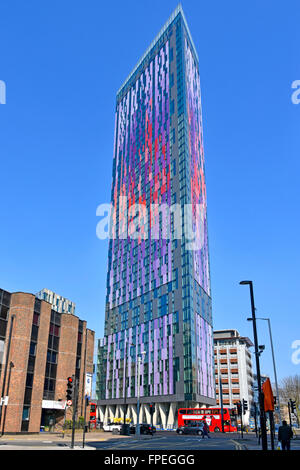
left=82, top=329, right=88, bottom=448
left=254, top=317, right=281, bottom=425
left=240, top=402, right=244, bottom=439
left=71, top=376, right=79, bottom=449
left=219, top=375, right=225, bottom=433
left=136, top=352, right=146, bottom=436
left=136, top=356, right=141, bottom=436
left=124, top=339, right=128, bottom=426
left=82, top=396, right=88, bottom=449
left=240, top=281, right=268, bottom=450
left=253, top=402, right=258, bottom=438
left=288, top=401, right=292, bottom=428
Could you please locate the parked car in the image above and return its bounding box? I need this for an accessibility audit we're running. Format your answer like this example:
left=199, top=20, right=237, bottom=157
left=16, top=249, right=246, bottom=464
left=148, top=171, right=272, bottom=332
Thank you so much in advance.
left=130, top=423, right=156, bottom=435
left=103, top=422, right=122, bottom=433
left=176, top=424, right=203, bottom=436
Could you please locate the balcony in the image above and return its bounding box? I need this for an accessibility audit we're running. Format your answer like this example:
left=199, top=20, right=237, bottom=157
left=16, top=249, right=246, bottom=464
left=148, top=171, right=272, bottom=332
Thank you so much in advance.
left=231, top=378, right=239, bottom=384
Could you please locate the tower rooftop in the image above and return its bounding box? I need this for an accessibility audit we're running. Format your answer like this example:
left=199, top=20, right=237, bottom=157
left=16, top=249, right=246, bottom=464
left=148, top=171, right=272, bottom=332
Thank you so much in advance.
left=116, top=4, right=198, bottom=98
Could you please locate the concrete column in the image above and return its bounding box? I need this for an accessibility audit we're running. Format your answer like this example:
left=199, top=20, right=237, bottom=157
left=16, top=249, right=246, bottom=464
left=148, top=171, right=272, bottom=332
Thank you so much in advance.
left=138, top=403, right=144, bottom=424
left=158, top=403, right=167, bottom=430
left=108, top=405, right=116, bottom=423
left=98, top=405, right=105, bottom=423
left=104, top=405, right=109, bottom=424
left=144, top=404, right=151, bottom=424
left=120, top=404, right=126, bottom=422
left=115, top=405, right=121, bottom=419
left=126, top=405, right=132, bottom=424
left=153, top=404, right=158, bottom=427
left=167, top=403, right=177, bottom=429
left=130, top=404, right=137, bottom=424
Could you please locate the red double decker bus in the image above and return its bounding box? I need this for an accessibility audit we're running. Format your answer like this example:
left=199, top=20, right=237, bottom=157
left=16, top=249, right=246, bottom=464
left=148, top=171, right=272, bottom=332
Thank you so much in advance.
left=178, top=407, right=237, bottom=433
left=89, top=402, right=97, bottom=429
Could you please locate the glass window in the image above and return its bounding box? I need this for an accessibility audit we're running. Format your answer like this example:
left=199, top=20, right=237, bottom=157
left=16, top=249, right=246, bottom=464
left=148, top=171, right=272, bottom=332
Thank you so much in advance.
left=26, top=373, right=34, bottom=387
left=34, top=299, right=41, bottom=313
left=31, top=325, right=38, bottom=342
left=0, top=319, right=7, bottom=338
left=22, top=406, right=30, bottom=421
left=24, top=387, right=32, bottom=405
left=29, top=342, right=36, bottom=356
left=2, top=291, right=10, bottom=306
left=52, top=336, right=59, bottom=351
left=0, top=305, right=9, bottom=320
left=28, top=355, right=35, bottom=373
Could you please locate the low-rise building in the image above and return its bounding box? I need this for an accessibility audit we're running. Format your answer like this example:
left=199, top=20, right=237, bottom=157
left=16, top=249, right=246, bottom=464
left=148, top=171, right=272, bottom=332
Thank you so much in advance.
left=0, top=287, right=94, bottom=433
left=36, top=288, right=76, bottom=315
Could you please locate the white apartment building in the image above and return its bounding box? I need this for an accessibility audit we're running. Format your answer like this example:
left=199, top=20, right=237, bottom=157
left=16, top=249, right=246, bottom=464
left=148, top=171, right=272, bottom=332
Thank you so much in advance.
left=214, top=329, right=254, bottom=425
left=36, top=288, right=76, bottom=315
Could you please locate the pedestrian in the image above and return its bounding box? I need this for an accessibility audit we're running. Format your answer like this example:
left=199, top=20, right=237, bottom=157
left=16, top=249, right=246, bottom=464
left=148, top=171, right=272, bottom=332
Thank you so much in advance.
left=202, top=420, right=211, bottom=439
left=278, top=420, right=293, bottom=450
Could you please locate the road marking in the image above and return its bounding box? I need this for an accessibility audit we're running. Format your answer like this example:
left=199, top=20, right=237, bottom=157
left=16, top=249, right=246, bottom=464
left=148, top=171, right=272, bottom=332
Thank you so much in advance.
left=231, top=439, right=246, bottom=450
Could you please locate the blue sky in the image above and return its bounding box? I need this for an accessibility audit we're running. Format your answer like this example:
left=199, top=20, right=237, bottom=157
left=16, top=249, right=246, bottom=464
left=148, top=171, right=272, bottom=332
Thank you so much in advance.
left=0, top=0, right=299, bottom=385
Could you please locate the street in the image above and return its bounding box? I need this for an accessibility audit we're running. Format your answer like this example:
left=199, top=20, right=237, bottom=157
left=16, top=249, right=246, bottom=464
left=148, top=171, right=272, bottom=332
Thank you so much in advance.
left=0, top=431, right=300, bottom=451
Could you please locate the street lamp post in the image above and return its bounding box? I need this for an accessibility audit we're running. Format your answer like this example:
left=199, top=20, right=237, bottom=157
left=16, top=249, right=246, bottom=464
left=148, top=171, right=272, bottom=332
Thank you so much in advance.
left=136, top=352, right=146, bottom=437
left=219, top=374, right=225, bottom=433
left=248, top=317, right=281, bottom=425
left=123, top=339, right=134, bottom=428
left=124, top=339, right=128, bottom=426
left=240, top=281, right=268, bottom=450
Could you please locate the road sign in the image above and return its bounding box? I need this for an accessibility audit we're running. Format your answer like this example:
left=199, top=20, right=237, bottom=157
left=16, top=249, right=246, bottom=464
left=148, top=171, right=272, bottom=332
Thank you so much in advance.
left=0, top=396, right=9, bottom=406
left=67, top=400, right=72, bottom=406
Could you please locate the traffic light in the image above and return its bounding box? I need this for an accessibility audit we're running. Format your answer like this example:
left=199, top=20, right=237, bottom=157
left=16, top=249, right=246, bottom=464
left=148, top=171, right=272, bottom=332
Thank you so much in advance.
left=290, top=399, right=297, bottom=414
left=242, top=399, right=248, bottom=415
left=66, top=376, right=74, bottom=402
left=149, top=403, right=155, bottom=416
left=236, top=401, right=242, bottom=416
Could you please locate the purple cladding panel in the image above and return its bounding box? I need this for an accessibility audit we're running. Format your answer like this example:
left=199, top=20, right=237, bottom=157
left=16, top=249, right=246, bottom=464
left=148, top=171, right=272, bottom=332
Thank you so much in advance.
left=185, top=38, right=210, bottom=297
left=107, top=41, right=172, bottom=311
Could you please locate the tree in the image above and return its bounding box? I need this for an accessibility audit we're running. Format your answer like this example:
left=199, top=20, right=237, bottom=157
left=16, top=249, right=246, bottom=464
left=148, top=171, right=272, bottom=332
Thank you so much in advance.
left=279, top=375, right=300, bottom=424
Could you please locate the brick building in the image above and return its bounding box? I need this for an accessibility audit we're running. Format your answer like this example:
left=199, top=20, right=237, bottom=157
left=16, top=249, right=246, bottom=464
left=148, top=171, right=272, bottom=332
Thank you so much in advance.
left=0, top=288, right=94, bottom=433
